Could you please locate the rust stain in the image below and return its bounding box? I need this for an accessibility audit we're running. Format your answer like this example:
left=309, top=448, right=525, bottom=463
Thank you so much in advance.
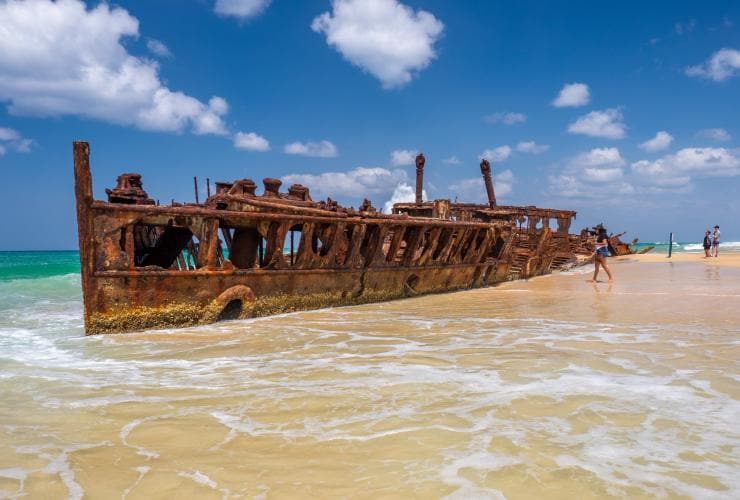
left=73, top=141, right=597, bottom=334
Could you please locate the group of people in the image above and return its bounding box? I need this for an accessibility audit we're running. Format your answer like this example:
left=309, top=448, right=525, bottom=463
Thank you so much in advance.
left=702, top=225, right=721, bottom=258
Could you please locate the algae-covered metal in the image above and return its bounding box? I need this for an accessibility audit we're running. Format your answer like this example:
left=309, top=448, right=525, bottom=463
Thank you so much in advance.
left=74, top=143, right=588, bottom=334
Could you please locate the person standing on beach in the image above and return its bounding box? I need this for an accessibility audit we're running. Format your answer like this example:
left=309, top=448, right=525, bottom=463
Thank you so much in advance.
left=712, top=225, right=721, bottom=257
left=703, top=230, right=712, bottom=258
left=591, top=227, right=614, bottom=282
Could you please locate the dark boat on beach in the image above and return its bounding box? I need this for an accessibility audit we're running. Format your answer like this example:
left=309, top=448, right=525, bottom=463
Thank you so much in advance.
left=74, top=142, right=591, bottom=334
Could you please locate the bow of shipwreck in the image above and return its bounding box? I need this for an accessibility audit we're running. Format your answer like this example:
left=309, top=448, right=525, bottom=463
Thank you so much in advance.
left=74, top=142, right=592, bottom=334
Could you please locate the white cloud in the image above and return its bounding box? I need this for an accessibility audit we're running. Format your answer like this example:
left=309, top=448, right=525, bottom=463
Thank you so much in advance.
left=311, top=0, right=444, bottom=89
left=0, top=126, right=32, bottom=154
left=390, top=149, right=417, bottom=166
left=548, top=147, right=633, bottom=198
left=567, top=108, right=626, bottom=139
left=484, top=112, right=527, bottom=125
left=449, top=170, right=514, bottom=203
left=516, top=141, right=549, bottom=154
left=284, top=140, right=338, bottom=158
left=282, top=166, right=407, bottom=203
left=674, top=19, right=696, bottom=35
left=639, top=131, right=673, bottom=152
left=442, top=156, right=460, bottom=165
left=0, top=128, right=20, bottom=141
left=382, top=182, right=426, bottom=213
left=630, top=160, right=691, bottom=188
left=214, top=0, right=271, bottom=20
left=146, top=38, right=172, bottom=58
left=632, top=148, right=740, bottom=186
left=686, top=48, right=740, bottom=81
left=0, top=0, right=228, bottom=136
left=233, top=131, right=270, bottom=152
left=570, top=147, right=626, bottom=183
left=552, top=83, right=590, bottom=108
left=697, top=128, right=731, bottom=142
left=479, top=145, right=512, bottom=163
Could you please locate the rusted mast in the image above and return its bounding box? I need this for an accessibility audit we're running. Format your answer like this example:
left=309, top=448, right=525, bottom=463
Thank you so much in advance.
left=480, top=158, right=496, bottom=207
left=73, top=141, right=94, bottom=327
left=415, top=153, right=425, bottom=204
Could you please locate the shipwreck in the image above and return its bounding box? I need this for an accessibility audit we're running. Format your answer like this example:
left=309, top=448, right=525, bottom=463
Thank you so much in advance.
left=74, top=141, right=592, bottom=334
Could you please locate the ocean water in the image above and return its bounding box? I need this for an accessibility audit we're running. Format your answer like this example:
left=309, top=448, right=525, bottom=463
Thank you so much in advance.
left=1, top=251, right=739, bottom=498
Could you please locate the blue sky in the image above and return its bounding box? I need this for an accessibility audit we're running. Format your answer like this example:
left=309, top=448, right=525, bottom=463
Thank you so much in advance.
left=0, top=0, right=738, bottom=250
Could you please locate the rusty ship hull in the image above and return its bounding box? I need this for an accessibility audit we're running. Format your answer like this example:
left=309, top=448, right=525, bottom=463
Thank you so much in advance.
left=74, top=142, right=590, bottom=334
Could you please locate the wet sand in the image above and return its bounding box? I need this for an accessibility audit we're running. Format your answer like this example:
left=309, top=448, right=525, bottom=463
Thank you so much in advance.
left=0, top=258, right=738, bottom=498
left=628, top=252, right=740, bottom=268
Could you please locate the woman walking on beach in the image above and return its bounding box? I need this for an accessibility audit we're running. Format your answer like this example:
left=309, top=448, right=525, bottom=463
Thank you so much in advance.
left=591, top=227, right=614, bottom=282
left=703, top=230, right=712, bottom=258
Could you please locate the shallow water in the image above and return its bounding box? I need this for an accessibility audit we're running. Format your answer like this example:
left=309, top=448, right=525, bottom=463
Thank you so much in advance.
left=0, top=254, right=739, bottom=498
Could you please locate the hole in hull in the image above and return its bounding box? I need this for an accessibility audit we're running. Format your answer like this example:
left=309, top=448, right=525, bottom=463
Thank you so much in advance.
left=217, top=299, right=242, bottom=321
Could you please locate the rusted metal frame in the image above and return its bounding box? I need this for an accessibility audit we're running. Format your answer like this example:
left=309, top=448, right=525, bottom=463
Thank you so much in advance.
left=125, top=224, right=135, bottom=269
left=315, top=222, right=342, bottom=268
left=432, top=228, right=458, bottom=264
left=449, top=228, right=476, bottom=264
left=344, top=223, right=366, bottom=269
left=369, top=225, right=390, bottom=267
left=401, top=226, right=424, bottom=266
left=73, top=142, right=95, bottom=324
left=211, top=194, right=324, bottom=213
left=263, top=220, right=291, bottom=269
left=89, top=202, right=501, bottom=230
left=465, top=228, right=494, bottom=264
left=386, top=226, right=407, bottom=264
left=93, top=260, right=493, bottom=278
left=295, top=221, right=317, bottom=269
left=197, top=218, right=220, bottom=270
left=416, top=227, right=442, bottom=267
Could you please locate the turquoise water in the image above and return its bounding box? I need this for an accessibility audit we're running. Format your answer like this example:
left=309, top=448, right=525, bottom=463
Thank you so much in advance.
left=0, top=250, right=80, bottom=281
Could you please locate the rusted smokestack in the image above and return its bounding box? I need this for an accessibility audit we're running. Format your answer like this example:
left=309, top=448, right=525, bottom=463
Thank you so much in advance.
left=415, top=153, right=425, bottom=205
left=480, top=158, right=496, bottom=207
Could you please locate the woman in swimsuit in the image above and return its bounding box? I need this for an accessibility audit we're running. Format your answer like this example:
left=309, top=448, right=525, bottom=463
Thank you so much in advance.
left=591, top=226, right=614, bottom=282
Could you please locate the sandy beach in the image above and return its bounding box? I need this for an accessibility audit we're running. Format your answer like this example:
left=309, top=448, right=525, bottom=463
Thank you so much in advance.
left=626, top=252, right=740, bottom=268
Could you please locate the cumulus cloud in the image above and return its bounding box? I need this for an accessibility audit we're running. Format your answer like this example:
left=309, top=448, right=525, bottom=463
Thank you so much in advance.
left=0, top=0, right=229, bottom=136
left=442, top=156, right=460, bottom=165
left=552, top=83, right=590, bottom=108
left=282, top=166, right=407, bottom=204
left=311, top=0, right=444, bottom=89
left=548, top=148, right=633, bottom=198
left=449, top=170, right=514, bottom=203
left=284, top=140, right=338, bottom=158
left=0, top=126, right=33, bottom=155
left=632, top=148, right=740, bottom=189
left=390, top=149, right=417, bottom=166
left=479, top=146, right=512, bottom=163
left=483, top=112, right=527, bottom=125
left=146, top=38, right=172, bottom=58
left=516, top=141, right=549, bottom=154
left=567, top=108, right=626, bottom=139
left=686, top=48, right=740, bottom=81
left=214, top=0, right=271, bottom=20
left=233, top=131, right=270, bottom=152
left=696, top=128, right=731, bottom=142
left=639, top=131, right=673, bottom=152
left=382, top=182, right=427, bottom=213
